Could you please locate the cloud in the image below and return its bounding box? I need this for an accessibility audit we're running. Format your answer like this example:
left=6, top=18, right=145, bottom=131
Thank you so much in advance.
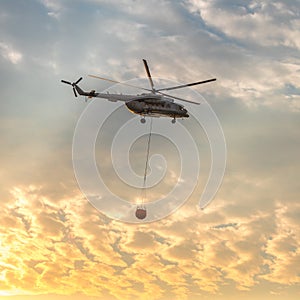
left=1, top=177, right=300, bottom=299
left=260, top=203, right=300, bottom=285
left=180, top=0, right=300, bottom=110
left=0, top=0, right=300, bottom=299
left=0, top=42, right=22, bottom=64
left=186, top=0, right=300, bottom=49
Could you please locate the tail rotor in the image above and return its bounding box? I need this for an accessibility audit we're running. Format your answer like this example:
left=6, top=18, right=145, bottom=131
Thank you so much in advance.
left=61, top=77, right=83, bottom=97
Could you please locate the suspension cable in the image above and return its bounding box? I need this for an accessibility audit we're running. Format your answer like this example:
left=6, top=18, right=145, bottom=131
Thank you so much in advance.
left=141, top=117, right=153, bottom=204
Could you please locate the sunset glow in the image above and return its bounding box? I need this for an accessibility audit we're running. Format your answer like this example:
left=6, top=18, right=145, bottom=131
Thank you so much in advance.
left=1, top=0, right=300, bottom=299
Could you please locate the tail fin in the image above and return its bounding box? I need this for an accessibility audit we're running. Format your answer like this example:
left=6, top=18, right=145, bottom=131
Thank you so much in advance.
left=74, top=84, right=86, bottom=96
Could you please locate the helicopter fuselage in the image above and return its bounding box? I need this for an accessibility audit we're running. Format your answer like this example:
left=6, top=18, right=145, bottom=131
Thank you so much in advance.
left=72, top=84, right=189, bottom=119
left=125, top=96, right=189, bottom=119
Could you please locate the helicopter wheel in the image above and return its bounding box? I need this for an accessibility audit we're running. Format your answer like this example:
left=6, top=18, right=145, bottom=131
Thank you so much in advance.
left=140, top=117, right=146, bottom=124
left=171, top=118, right=176, bottom=124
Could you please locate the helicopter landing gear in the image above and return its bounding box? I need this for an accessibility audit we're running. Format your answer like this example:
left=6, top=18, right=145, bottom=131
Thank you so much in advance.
left=171, top=118, right=176, bottom=124
left=140, top=117, right=146, bottom=124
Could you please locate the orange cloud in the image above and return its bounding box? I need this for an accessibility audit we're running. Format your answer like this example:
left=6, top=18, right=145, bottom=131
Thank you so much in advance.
left=0, top=185, right=299, bottom=299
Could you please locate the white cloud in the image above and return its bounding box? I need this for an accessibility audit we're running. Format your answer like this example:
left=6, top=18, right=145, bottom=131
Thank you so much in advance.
left=0, top=42, right=22, bottom=64
left=185, top=0, right=300, bottom=48
left=39, top=0, right=63, bottom=14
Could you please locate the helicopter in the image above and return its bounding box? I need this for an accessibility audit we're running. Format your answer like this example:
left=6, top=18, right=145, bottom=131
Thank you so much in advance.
left=61, top=59, right=216, bottom=123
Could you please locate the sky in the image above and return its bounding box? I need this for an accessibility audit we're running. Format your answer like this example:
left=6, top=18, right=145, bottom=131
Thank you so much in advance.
left=0, top=0, right=300, bottom=299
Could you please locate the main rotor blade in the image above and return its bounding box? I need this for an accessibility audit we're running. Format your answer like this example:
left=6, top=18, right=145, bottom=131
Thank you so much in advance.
left=157, top=91, right=200, bottom=105
left=157, top=78, right=216, bottom=92
left=142, top=59, right=155, bottom=91
left=88, top=75, right=152, bottom=92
